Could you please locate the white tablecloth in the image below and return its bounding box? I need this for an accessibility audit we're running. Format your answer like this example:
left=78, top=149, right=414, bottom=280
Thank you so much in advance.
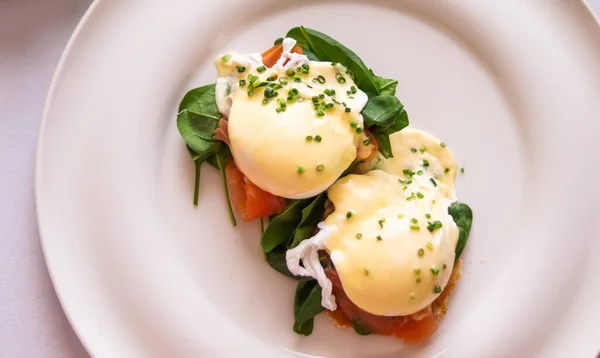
left=1, top=1, right=599, bottom=357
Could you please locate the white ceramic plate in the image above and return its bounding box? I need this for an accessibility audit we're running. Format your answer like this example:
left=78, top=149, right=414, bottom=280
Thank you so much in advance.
left=37, top=0, right=600, bottom=357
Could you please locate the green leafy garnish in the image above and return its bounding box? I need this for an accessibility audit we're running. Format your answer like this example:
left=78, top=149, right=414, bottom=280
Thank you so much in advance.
left=286, top=26, right=396, bottom=96
left=448, top=202, right=473, bottom=261
left=289, top=193, right=327, bottom=249
left=285, top=26, right=409, bottom=158
left=265, top=247, right=299, bottom=280
left=177, top=84, right=236, bottom=225
left=351, top=321, right=372, bottom=336
left=260, top=198, right=314, bottom=253
left=293, top=279, right=325, bottom=336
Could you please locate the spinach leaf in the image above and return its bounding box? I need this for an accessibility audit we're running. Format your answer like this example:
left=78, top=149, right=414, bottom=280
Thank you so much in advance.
left=293, top=279, right=324, bottom=335
left=266, top=247, right=300, bottom=280
left=372, top=75, right=398, bottom=96
left=369, top=105, right=409, bottom=158
left=177, top=109, right=221, bottom=163
left=362, top=95, right=406, bottom=131
left=286, top=26, right=395, bottom=96
left=177, top=84, right=224, bottom=204
left=448, top=202, right=473, bottom=261
left=288, top=193, right=327, bottom=249
left=260, top=198, right=314, bottom=253
left=178, top=84, right=220, bottom=118
left=215, top=146, right=236, bottom=226
left=351, top=321, right=372, bottom=336
left=285, top=27, right=408, bottom=157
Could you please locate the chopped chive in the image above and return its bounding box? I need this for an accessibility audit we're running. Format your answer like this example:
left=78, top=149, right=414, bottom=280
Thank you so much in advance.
left=409, top=292, right=415, bottom=300
left=411, top=148, right=417, bottom=153
left=425, top=213, right=431, bottom=219
left=461, top=167, right=465, bottom=173
left=378, top=218, right=386, bottom=228
left=316, top=75, right=326, bottom=84
left=346, top=211, right=353, bottom=219
left=402, top=169, right=410, bottom=175
left=319, top=94, right=325, bottom=99
left=430, top=178, right=437, bottom=187
left=416, top=192, right=424, bottom=199
left=336, top=73, right=346, bottom=84
left=350, top=85, right=357, bottom=94
left=444, top=168, right=450, bottom=174
left=324, top=89, right=332, bottom=96
left=257, top=66, right=267, bottom=73
left=301, top=63, right=310, bottom=73
left=297, top=166, right=305, bottom=174
left=406, top=179, right=412, bottom=184
left=266, top=76, right=276, bottom=81
left=417, top=170, right=423, bottom=176
left=414, top=268, right=421, bottom=274
left=410, top=218, right=418, bottom=224
left=426, top=242, right=434, bottom=251
left=398, top=213, right=404, bottom=219
left=276, top=107, right=285, bottom=113
left=247, top=89, right=254, bottom=97
left=402, top=186, right=408, bottom=191
left=345, top=107, right=351, bottom=113
left=356, top=233, right=363, bottom=240
left=316, top=109, right=325, bottom=116
left=418, top=248, right=424, bottom=256
left=420, top=145, right=427, bottom=153
left=432, top=200, right=437, bottom=204
left=440, top=142, right=446, bottom=148
left=423, top=160, right=430, bottom=167
left=289, top=88, right=299, bottom=96
left=314, top=135, right=322, bottom=142
left=236, top=65, right=246, bottom=73
left=316, top=164, right=325, bottom=172
left=364, top=269, right=370, bottom=275
left=443, top=263, right=447, bottom=270
left=277, top=97, right=286, bottom=106
left=286, top=69, right=296, bottom=76
left=262, top=98, right=269, bottom=105
left=363, top=139, right=371, bottom=146
left=355, top=127, right=363, bottom=134
left=416, top=277, right=422, bottom=283
left=410, top=225, right=420, bottom=231
left=239, top=80, right=247, bottom=87
left=305, top=135, right=313, bottom=142
left=431, top=266, right=440, bottom=275
left=434, top=285, right=442, bottom=294
left=350, top=120, right=358, bottom=128
left=220, top=54, right=231, bottom=63
left=434, top=220, right=442, bottom=229
left=376, top=235, right=383, bottom=241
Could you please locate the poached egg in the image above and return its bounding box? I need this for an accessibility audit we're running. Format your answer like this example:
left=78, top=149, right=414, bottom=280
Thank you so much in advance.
left=214, top=38, right=371, bottom=199
left=287, top=128, right=460, bottom=316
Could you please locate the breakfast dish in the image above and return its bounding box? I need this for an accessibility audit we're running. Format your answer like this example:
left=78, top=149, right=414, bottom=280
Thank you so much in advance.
left=176, top=26, right=473, bottom=342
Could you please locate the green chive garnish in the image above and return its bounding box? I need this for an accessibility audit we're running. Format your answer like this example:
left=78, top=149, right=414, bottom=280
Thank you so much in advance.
left=411, top=148, right=417, bottom=153
left=346, top=211, right=353, bottom=219
left=236, top=66, right=246, bottom=73
left=336, top=73, right=346, bottom=84
left=420, top=145, right=427, bottom=153
left=316, top=75, right=325, bottom=84
left=314, top=135, right=322, bottom=142
left=257, top=66, right=267, bottom=73
left=440, top=142, right=446, bottom=148
left=356, top=233, right=363, bottom=240
left=363, top=139, right=371, bottom=146
left=410, top=225, right=420, bottom=231
left=434, top=285, right=442, bottom=294
left=430, top=178, right=437, bottom=187
left=461, top=167, right=465, bottom=173
left=306, top=136, right=313, bottom=142
left=418, top=248, right=424, bottom=256
left=425, top=213, right=431, bottom=219
left=316, top=164, right=325, bottom=172
left=364, top=269, right=370, bottom=275
left=376, top=235, right=383, bottom=241
left=414, top=268, right=421, bottom=274
left=297, top=166, right=304, bottom=174
left=423, top=160, right=430, bottom=167
left=350, top=120, right=358, bottom=129
left=444, top=168, right=450, bottom=174
left=220, top=54, right=231, bottom=63
left=350, top=85, right=357, bottom=94
left=416, top=192, right=424, bottom=199
left=378, top=218, right=386, bottom=228
left=431, top=266, right=440, bottom=275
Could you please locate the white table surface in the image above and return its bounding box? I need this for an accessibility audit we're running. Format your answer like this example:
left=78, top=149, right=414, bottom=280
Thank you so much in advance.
left=1, top=1, right=599, bottom=357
